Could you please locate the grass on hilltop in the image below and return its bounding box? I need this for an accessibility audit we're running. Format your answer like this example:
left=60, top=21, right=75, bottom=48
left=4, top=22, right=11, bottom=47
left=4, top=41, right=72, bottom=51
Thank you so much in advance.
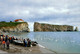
left=0, top=22, right=26, bottom=28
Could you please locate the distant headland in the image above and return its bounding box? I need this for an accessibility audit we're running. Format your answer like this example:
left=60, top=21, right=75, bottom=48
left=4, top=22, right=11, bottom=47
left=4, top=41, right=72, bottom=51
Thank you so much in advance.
left=34, top=22, right=78, bottom=32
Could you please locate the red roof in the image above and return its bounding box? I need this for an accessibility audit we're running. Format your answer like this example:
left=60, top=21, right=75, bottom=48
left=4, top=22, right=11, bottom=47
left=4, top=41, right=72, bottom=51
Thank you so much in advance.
left=14, top=19, right=24, bottom=22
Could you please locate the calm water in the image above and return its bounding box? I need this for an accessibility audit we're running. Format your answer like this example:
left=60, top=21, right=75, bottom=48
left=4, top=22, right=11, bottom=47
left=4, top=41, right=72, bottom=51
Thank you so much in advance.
left=7, top=32, right=80, bottom=53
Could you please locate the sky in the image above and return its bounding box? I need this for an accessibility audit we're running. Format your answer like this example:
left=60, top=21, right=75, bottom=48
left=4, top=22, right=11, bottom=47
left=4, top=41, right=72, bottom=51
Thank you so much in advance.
left=0, top=0, right=80, bottom=31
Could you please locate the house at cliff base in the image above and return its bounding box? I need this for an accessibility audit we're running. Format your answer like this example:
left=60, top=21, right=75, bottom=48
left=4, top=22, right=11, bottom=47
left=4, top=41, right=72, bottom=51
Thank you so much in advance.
left=14, top=19, right=24, bottom=22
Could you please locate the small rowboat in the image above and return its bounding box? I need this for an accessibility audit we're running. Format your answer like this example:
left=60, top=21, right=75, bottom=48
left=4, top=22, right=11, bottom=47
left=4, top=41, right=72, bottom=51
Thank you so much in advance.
left=13, top=40, right=24, bottom=46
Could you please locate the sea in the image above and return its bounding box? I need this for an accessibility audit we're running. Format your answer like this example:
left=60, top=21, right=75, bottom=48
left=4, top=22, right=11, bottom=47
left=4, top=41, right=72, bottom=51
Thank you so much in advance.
left=6, top=31, right=80, bottom=53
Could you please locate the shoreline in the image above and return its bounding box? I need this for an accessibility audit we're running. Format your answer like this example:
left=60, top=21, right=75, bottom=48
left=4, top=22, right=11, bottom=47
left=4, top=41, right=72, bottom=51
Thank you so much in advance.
left=0, top=32, right=55, bottom=53
left=38, top=44, right=56, bottom=53
left=0, top=42, right=55, bottom=53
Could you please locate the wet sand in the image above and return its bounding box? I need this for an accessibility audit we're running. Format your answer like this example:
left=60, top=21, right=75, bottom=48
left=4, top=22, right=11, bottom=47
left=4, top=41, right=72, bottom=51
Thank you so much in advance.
left=0, top=41, right=55, bottom=53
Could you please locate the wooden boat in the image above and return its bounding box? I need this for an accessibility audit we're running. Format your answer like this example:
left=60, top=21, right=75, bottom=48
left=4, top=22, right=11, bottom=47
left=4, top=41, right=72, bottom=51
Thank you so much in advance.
left=13, top=40, right=38, bottom=46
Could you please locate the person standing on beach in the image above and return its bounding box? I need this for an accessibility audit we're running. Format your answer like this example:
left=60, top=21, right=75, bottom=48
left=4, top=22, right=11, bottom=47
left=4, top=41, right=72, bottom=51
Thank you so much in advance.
left=23, top=39, right=28, bottom=47
left=2, top=40, right=6, bottom=48
left=6, top=40, right=10, bottom=49
left=9, top=37, right=11, bottom=43
left=3, top=35, right=5, bottom=37
left=5, top=35, right=8, bottom=42
left=12, top=36, right=15, bottom=40
left=11, top=37, right=13, bottom=43
left=23, top=39, right=26, bottom=47
left=27, top=40, right=31, bottom=47
left=1, top=36, right=3, bottom=43
left=25, top=40, right=27, bottom=47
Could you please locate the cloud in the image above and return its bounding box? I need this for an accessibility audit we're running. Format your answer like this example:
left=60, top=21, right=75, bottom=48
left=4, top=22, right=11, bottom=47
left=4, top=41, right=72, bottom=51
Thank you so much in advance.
left=0, top=0, right=80, bottom=31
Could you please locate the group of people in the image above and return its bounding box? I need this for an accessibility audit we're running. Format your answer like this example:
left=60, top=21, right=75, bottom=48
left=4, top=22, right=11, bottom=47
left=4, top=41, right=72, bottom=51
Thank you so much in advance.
left=0, top=35, right=11, bottom=49
left=0, top=35, right=21, bottom=49
left=0, top=34, right=38, bottom=50
left=23, top=38, right=31, bottom=47
left=0, top=34, right=34, bottom=49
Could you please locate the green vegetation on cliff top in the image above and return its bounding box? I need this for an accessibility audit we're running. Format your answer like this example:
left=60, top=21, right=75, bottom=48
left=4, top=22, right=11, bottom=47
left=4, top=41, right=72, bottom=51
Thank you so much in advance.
left=0, top=22, right=26, bottom=28
left=41, top=23, right=72, bottom=26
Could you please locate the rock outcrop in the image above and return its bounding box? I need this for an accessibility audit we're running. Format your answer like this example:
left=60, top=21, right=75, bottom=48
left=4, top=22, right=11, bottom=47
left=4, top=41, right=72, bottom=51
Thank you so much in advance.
left=74, top=27, right=78, bottom=31
left=0, top=22, right=30, bottom=32
left=34, top=22, right=74, bottom=32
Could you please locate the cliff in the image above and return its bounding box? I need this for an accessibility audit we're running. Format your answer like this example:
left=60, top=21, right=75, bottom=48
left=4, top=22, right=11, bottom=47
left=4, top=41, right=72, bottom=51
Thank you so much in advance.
left=0, top=22, right=30, bottom=32
left=74, top=27, right=78, bottom=31
left=34, top=22, right=73, bottom=32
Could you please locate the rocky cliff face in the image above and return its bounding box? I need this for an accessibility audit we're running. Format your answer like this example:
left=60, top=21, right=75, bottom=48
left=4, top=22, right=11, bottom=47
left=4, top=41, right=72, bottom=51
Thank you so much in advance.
left=74, top=27, right=78, bottom=31
left=34, top=22, right=73, bottom=32
left=0, top=22, right=30, bottom=32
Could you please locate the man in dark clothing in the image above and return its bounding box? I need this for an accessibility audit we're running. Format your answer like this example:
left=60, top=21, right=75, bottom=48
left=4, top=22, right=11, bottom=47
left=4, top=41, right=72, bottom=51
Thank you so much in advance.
left=5, top=35, right=8, bottom=42
left=27, top=40, right=31, bottom=47
left=6, top=40, right=10, bottom=49
left=12, top=36, right=15, bottom=40
left=23, top=39, right=26, bottom=46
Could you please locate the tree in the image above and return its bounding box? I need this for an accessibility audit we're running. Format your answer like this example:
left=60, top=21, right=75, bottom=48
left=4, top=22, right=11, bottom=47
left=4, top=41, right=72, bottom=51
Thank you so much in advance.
left=10, top=21, right=12, bottom=22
